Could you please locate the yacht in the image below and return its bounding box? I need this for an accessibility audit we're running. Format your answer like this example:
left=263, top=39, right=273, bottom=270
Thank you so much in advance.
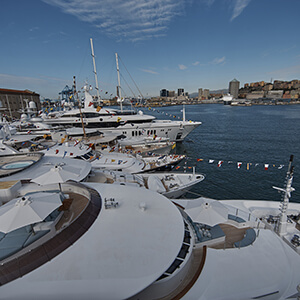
left=40, top=140, right=185, bottom=174
left=0, top=152, right=201, bottom=199
left=87, top=169, right=205, bottom=199
left=221, top=93, right=234, bottom=105
left=0, top=156, right=299, bottom=299
left=41, top=86, right=202, bottom=142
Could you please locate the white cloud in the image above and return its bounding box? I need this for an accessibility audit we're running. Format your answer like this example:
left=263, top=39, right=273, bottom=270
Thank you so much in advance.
left=43, top=0, right=186, bottom=42
left=179, top=64, right=187, bottom=70
left=230, top=0, right=251, bottom=21
left=192, top=61, right=200, bottom=66
left=212, top=56, right=226, bottom=65
left=140, top=68, right=159, bottom=75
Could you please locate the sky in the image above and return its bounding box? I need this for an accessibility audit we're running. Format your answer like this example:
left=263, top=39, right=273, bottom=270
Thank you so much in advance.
left=1, top=0, right=300, bottom=99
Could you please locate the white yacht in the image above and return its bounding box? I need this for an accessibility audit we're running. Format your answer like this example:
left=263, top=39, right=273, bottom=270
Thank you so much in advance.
left=41, top=86, right=201, bottom=142
left=40, top=140, right=185, bottom=174
left=0, top=156, right=299, bottom=299
left=87, top=169, right=205, bottom=199
left=0, top=152, right=201, bottom=199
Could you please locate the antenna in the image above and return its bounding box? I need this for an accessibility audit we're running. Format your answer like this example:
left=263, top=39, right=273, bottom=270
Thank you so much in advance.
left=273, top=155, right=295, bottom=236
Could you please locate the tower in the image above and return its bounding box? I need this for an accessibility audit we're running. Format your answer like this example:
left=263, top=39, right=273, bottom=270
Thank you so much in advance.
left=229, top=79, right=240, bottom=99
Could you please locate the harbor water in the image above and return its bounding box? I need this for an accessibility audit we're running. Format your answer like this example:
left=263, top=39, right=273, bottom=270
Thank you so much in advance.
left=144, top=104, right=300, bottom=202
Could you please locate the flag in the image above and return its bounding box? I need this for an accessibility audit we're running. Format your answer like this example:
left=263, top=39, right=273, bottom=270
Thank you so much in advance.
left=171, top=143, right=176, bottom=150
left=61, top=138, right=65, bottom=143
left=55, top=149, right=59, bottom=154
left=278, top=165, right=284, bottom=169
left=96, top=106, right=101, bottom=112
left=237, top=162, right=242, bottom=168
left=117, top=117, right=122, bottom=122
left=63, top=151, right=67, bottom=158
left=88, top=102, right=93, bottom=107
left=197, top=158, right=203, bottom=162
left=209, top=159, right=214, bottom=164
left=247, top=163, right=250, bottom=170
left=111, top=159, right=115, bottom=162
left=217, top=161, right=223, bottom=167
left=176, top=166, right=180, bottom=169
left=264, top=164, right=269, bottom=170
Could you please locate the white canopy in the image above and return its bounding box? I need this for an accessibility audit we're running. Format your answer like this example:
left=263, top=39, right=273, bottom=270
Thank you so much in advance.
left=183, top=198, right=228, bottom=226
left=31, top=164, right=81, bottom=185
left=0, top=192, right=62, bottom=233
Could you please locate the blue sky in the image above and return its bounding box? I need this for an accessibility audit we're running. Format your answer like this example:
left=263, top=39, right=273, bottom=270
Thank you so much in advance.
left=1, top=0, right=300, bottom=99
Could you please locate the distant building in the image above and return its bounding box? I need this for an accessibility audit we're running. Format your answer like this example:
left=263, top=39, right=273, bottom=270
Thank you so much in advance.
left=229, top=78, right=240, bottom=99
left=267, top=90, right=284, bottom=99
left=160, top=89, right=169, bottom=97
left=168, top=90, right=175, bottom=97
left=0, top=88, right=41, bottom=120
left=198, top=88, right=203, bottom=100
left=177, top=88, right=184, bottom=97
left=203, top=89, right=210, bottom=99
left=246, top=91, right=264, bottom=100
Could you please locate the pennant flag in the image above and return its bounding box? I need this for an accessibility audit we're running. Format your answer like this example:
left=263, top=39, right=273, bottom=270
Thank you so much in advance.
left=117, top=117, right=122, bottom=122
left=111, top=159, right=115, bottom=162
left=70, top=152, right=73, bottom=156
left=63, top=151, right=67, bottom=158
left=247, top=163, right=251, bottom=170
left=237, top=162, right=242, bottom=169
left=264, top=164, right=269, bottom=170
left=171, top=143, right=176, bottom=150
left=61, top=138, right=66, bottom=143
left=209, top=159, right=214, bottom=164
left=197, top=158, right=203, bottom=162
left=88, top=101, right=93, bottom=107
left=176, top=166, right=180, bottom=169
left=228, top=161, right=233, bottom=164
left=118, top=160, right=122, bottom=165
left=55, top=149, right=59, bottom=154
left=217, top=161, right=223, bottom=167
left=96, top=106, right=101, bottom=112
left=278, top=165, right=284, bottom=169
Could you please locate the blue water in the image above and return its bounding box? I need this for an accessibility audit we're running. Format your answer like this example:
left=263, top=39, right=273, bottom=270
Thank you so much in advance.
left=143, top=104, right=300, bottom=202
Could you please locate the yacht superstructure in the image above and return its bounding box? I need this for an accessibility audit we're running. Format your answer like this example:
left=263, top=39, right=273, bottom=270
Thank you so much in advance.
left=0, top=156, right=299, bottom=299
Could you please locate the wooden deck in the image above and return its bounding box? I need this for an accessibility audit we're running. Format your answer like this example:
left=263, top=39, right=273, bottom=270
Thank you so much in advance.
left=210, top=224, right=250, bottom=249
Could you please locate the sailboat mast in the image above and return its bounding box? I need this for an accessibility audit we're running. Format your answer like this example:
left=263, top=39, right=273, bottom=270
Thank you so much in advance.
left=90, top=38, right=100, bottom=102
left=115, top=52, right=123, bottom=112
